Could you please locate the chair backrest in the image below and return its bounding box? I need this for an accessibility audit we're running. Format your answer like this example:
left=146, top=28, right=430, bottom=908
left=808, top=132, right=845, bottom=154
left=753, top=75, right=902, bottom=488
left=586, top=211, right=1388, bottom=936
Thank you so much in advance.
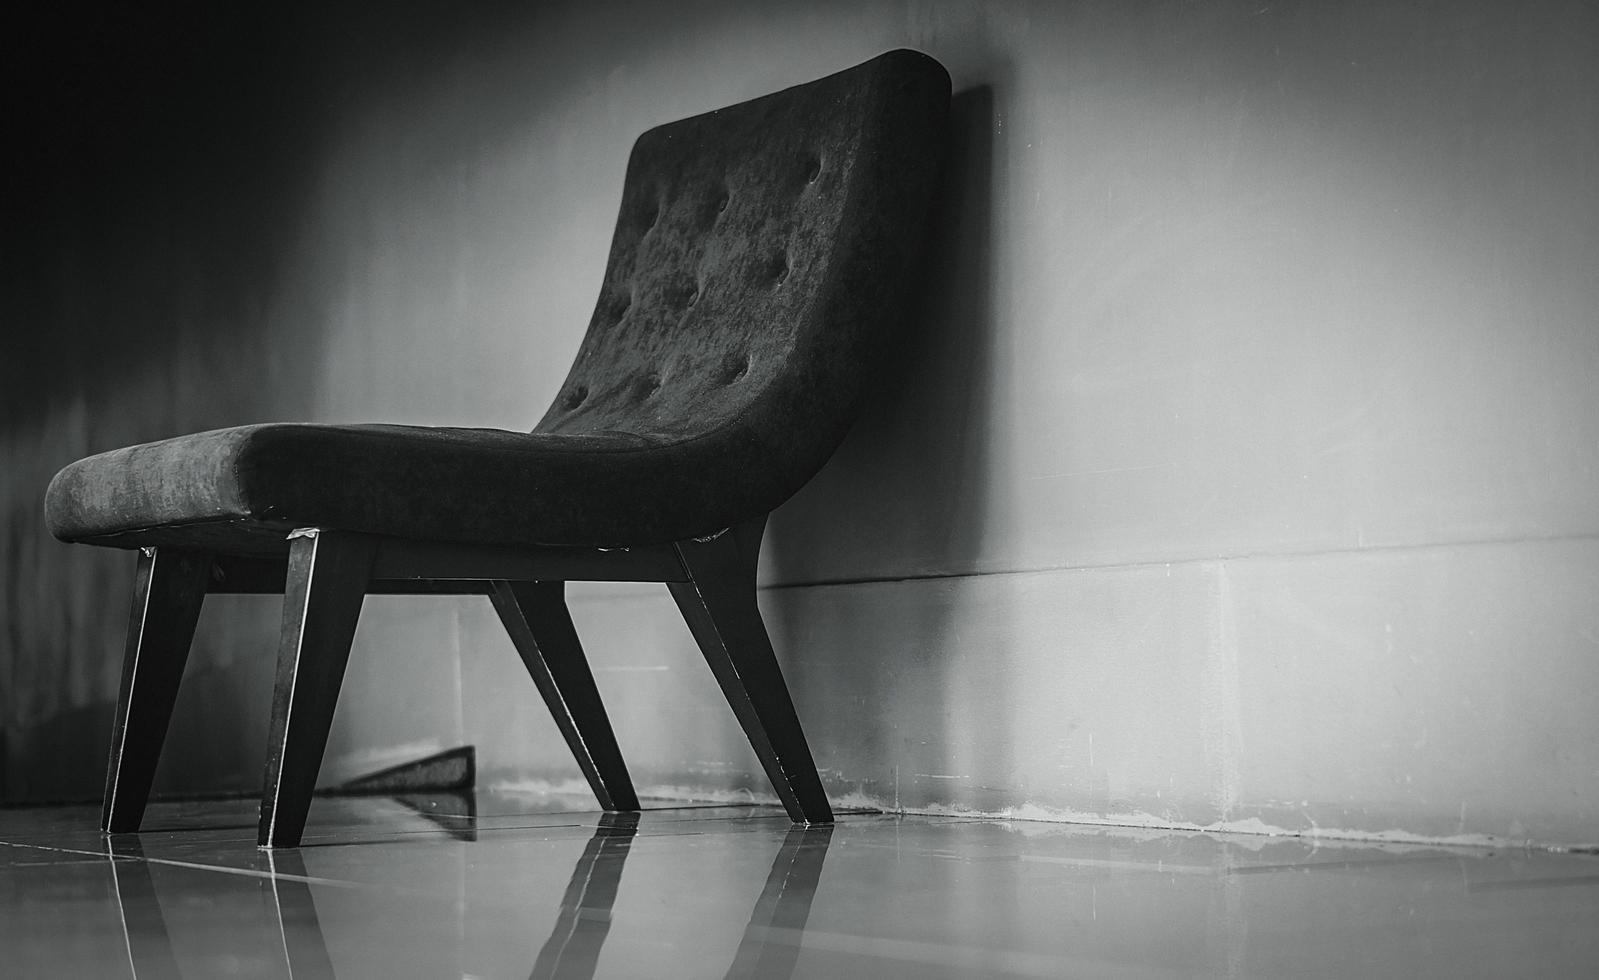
left=534, top=50, right=950, bottom=528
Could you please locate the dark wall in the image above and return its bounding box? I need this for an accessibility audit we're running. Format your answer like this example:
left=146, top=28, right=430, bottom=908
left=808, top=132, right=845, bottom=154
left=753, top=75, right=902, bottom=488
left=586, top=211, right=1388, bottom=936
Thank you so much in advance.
left=1, top=1, right=539, bottom=802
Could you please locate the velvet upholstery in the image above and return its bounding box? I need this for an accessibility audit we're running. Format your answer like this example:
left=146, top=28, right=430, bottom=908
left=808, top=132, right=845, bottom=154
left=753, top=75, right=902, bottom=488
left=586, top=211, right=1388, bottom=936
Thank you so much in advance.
left=45, top=49, right=950, bottom=552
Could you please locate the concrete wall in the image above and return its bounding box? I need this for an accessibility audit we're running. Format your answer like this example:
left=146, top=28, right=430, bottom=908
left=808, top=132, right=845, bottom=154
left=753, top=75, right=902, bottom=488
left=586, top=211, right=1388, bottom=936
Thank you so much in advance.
left=5, top=1, right=1597, bottom=847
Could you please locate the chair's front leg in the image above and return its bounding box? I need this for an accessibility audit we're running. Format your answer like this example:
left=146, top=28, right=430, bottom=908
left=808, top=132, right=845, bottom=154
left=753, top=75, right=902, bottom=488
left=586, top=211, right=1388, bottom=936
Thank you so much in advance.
left=668, top=518, right=833, bottom=824
left=103, top=547, right=211, bottom=834
left=258, top=529, right=375, bottom=848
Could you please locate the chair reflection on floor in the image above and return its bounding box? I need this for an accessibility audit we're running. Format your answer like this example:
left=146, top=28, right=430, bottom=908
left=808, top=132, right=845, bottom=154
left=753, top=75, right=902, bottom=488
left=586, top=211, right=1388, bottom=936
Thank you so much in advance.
left=106, top=836, right=183, bottom=979
left=723, top=826, right=834, bottom=980
left=264, top=850, right=339, bottom=980
left=107, top=836, right=335, bottom=980
left=530, top=811, right=641, bottom=979
left=107, top=811, right=834, bottom=979
left=531, top=817, right=835, bottom=980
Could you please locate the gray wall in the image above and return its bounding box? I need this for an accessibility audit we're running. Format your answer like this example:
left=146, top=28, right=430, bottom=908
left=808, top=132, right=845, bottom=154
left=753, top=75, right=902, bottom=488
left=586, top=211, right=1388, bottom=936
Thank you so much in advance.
left=5, top=1, right=1597, bottom=847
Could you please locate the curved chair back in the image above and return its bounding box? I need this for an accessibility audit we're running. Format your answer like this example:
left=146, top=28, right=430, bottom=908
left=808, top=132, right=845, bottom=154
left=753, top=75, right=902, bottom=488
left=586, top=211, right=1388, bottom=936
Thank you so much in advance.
left=536, top=49, right=950, bottom=530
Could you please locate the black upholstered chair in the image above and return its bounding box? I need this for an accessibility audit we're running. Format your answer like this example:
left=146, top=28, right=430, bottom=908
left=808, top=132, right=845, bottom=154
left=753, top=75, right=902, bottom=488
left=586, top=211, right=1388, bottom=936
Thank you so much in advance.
left=45, top=49, right=950, bottom=847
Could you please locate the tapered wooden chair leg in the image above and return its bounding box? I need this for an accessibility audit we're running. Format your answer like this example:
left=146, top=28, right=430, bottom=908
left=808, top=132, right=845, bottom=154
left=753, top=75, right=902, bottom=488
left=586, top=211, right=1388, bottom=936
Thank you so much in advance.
left=258, top=529, right=375, bottom=848
left=102, top=547, right=211, bottom=834
left=490, top=581, right=639, bottom=811
left=668, top=518, right=832, bottom=824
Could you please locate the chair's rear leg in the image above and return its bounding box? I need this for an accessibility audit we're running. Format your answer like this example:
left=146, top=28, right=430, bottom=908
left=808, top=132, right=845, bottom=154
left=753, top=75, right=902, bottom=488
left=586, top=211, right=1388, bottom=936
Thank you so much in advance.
left=102, top=548, right=211, bottom=833
left=668, top=518, right=833, bottom=824
left=490, top=581, right=640, bottom=811
left=258, top=529, right=374, bottom=848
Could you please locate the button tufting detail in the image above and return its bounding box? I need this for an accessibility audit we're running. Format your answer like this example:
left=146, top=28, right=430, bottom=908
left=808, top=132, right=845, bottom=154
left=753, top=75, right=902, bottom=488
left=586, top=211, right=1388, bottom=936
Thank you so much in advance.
left=804, top=155, right=822, bottom=183
left=721, top=353, right=750, bottom=385
left=562, top=385, right=589, bottom=411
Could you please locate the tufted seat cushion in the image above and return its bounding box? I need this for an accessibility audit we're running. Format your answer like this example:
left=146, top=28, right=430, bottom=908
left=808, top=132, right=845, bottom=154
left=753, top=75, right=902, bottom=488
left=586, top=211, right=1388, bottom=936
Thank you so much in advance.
left=46, top=49, right=950, bottom=554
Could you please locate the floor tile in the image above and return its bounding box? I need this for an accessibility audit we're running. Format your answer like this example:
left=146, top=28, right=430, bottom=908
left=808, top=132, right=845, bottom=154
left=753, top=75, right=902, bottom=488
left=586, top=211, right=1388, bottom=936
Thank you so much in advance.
left=3, top=793, right=1597, bottom=978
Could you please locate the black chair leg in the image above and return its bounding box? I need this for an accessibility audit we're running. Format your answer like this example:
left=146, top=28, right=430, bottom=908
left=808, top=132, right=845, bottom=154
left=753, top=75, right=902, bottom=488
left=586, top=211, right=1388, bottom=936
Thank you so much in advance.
left=489, top=581, right=639, bottom=808
left=491, top=581, right=640, bottom=811
left=668, top=518, right=833, bottom=824
left=258, top=529, right=375, bottom=848
left=102, top=547, right=211, bottom=834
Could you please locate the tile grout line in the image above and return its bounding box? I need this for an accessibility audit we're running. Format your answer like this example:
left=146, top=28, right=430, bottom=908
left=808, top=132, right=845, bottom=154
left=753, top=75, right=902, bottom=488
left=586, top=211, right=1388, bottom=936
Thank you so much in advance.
left=2, top=840, right=380, bottom=891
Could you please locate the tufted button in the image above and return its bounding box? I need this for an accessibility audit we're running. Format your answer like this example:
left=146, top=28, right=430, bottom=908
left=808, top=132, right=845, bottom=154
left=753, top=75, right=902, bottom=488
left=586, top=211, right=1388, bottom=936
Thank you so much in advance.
left=614, top=292, right=632, bottom=319
left=768, top=251, right=790, bottom=286
left=803, top=155, right=821, bottom=184
left=720, top=353, right=750, bottom=385
left=663, top=276, right=698, bottom=311
left=642, top=203, right=660, bottom=230
left=562, top=384, right=589, bottom=411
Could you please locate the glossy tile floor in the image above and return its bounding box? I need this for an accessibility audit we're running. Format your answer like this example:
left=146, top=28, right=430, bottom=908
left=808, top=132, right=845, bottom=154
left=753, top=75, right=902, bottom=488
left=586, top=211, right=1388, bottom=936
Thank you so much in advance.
left=3, top=793, right=1597, bottom=978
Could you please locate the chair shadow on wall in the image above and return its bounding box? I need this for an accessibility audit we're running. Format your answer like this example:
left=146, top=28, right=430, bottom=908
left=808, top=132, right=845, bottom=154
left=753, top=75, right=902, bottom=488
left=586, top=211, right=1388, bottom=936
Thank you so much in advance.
left=764, top=83, right=1016, bottom=813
